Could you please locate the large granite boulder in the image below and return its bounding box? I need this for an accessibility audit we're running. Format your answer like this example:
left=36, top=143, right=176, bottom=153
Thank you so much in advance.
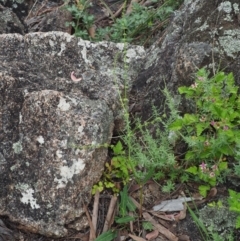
left=132, top=0, right=240, bottom=121
left=0, top=31, right=145, bottom=237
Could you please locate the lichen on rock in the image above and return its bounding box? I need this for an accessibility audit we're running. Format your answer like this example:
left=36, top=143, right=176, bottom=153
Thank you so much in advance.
left=0, top=31, right=145, bottom=237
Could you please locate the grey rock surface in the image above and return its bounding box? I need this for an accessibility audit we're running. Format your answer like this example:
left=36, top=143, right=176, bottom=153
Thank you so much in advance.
left=0, top=31, right=145, bottom=237
left=0, top=0, right=71, bottom=34
left=0, top=3, right=25, bottom=34
left=132, top=0, right=240, bottom=122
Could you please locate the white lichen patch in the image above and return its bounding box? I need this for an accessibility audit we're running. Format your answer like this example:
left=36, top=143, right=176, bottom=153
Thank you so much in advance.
left=78, top=125, right=84, bottom=133
left=57, top=42, right=66, bottom=56
left=116, top=43, right=124, bottom=51
left=126, top=49, right=137, bottom=63
left=21, top=189, right=40, bottom=209
left=197, top=21, right=209, bottom=31
left=49, top=39, right=55, bottom=47
left=219, top=29, right=240, bottom=58
left=78, top=40, right=91, bottom=64
left=36, top=135, right=44, bottom=144
left=10, top=163, right=20, bottom=171
left=218, top=1, right=232, bottom=13
left=60, top=139, right=68, bottom=149
left=57, top=97, right=70, bottom=111
left=12, top=141, right=23, bottom=154
left=19, top=112, right=22, bottom=123
left=194, top=17, right=202, bottom=24
left=56, top=150, right=63, bottom=159
left=54, top=158, right=86, bottom=188
left=16, top=184, right=40, bottom=209
left=66, top=96, right=78, bottom=106
left=126, top=47, right=145, bottom=62
left=233, top=3, right=239, bottom=14
left=189, top=0, right=201, bottom=14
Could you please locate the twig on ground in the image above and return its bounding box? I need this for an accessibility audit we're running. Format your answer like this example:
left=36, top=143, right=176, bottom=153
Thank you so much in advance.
left=82, top=202, right=96, bottom=240
left=103, top=195, right=118, bottom=232
left=129, top=211, right=134, bottom=233
left=98, top=0, right=115, bottom=20
left=26, top=0, right=40, bottom=20
left=129, top=233, right=146, bottom=241
left=129, top=196, right=146, bottom=212
left=143, top=212, right=178, bottom=241
left=89, top=190, right=100, bottom=241
left=113, top=2, right=125, bottom=18
left=126, top=0, right=139, bottom=15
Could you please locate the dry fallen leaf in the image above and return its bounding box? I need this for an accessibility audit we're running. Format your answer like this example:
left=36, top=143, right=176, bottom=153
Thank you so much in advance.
left=88, top=25, right=96, bottom=39
left=178, top=234, right=190, bottom=241
left=207, top=187, right=217, bottom=199
left=175, top=203, right=187, bottom=221
left=128, top=233, right=146, bottom=241
left=152, top=197, right=193, bottom=212
left=146, top=229, right=159, bottom=240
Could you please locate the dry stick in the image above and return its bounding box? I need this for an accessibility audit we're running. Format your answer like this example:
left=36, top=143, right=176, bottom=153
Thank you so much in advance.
left=113, top=2, right=126, bottom=18
left=35, top=0, right=48, bottom=16
left=26, top=0, right=40, bottom=20
left=129, top=196, right=146, bottom=212
left=96, top=2, right=124, bottom=23
left=128, top=234, right=146, bottom=241
left=126, top=0, right=139, bottom=15
left=82, top=202, right=96, bottom=240
left=129, top=211, right=134, bottom=233
left=143, top=212, right=178, bottom=241
left=89, top=191, right=100, bottom=241
left=102, top=195, right=118, bottom=232
left=109, top=203, right=117, bottom=226
left=98, top=0, right=115, bottom=20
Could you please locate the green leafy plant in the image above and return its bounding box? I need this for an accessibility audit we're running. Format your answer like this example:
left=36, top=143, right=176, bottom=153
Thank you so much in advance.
left=228, top=189, right=240, bottom=229
left=120, top=83, right=185, bottom=192
left=92, top=141, right=133, bottom=194
left=169, top=68, right=240, bottom=180
left=65, top=0, right=95, bottom=39
left=95, top=229, right=117, bottom=241
left=115, top=186, right=136, bottom=224
left=142, top=221, right=154, bottom=231
left=65, top=0, right=183, bottom=44
left=99, top=0, right=183, bottom=44
left=186, top=160, right=228, bottom=197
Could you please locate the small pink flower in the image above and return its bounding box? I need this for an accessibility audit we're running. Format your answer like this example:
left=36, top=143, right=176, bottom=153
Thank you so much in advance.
left=204, top=140, right=210, bottom=146
left=210, top=121, right=216, bottom=126
left=223, top=125, right=229, bottom=130
left=191, top=82, right=198, bottom=89
left=209, top=172, right=215, bottom=178
left=200, top=116, right=206, bottom=122
left=211, top=165, right=218, bottom=171
left=199, top=162, right=207, bottom=172
left=198, top=76, right=205, bottom=81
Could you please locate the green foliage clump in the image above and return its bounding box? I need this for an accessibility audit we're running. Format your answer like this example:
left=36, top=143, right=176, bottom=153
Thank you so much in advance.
left=65, top=0, right=184, bottom=44
left=228, top=189, right=240, bottom=229
left=92, top=67, right=240, bottom=238
left=92, top=141, right=131, bottom=194
left=186, top=161, right=228, bottom=197
left=115, top=186, right=136, bottom=224
left=65, top=0, right=94, bottom=39
left=170, top=68, right=240, bottom=175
